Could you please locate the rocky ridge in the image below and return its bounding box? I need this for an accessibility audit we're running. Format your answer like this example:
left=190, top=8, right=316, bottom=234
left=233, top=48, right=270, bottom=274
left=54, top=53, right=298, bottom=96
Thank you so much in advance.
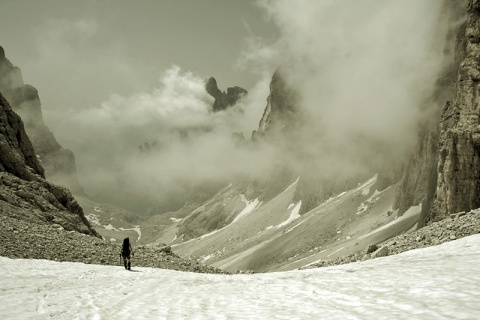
left=0, top=92, right=97, bottom=236
left=0, top=45, right=84, bottom=195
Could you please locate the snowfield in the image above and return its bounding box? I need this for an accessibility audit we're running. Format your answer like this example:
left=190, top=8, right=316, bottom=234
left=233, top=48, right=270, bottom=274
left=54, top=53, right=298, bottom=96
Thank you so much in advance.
left=1, top=234, right=480, bottom=319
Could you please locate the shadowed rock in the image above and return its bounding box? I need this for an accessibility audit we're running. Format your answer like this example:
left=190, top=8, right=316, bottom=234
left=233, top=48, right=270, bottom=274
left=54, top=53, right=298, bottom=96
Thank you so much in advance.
left=0, top=46, right=85, bottom=195
left=0, top=92, right=98, bottom=236
left=205, top=77, right=247, bottom=112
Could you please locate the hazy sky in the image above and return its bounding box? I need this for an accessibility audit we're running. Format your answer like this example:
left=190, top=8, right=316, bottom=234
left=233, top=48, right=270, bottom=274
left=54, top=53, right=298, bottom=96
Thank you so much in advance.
left=0, top=0, right=277, bottom=112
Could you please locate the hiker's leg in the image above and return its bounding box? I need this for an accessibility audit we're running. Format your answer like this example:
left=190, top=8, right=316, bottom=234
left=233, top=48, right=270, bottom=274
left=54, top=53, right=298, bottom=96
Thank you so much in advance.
left=127, top=256, right=131, bottom=270
left=123, top=256, right=128, bottom=269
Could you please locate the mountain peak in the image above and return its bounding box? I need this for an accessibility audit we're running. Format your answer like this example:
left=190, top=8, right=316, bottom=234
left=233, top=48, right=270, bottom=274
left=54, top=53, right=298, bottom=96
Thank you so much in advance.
left=205, top=77, right=247, bottom=112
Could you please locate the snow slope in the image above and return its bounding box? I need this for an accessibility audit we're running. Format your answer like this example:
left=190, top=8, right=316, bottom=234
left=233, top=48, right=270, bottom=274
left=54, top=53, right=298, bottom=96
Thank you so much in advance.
left=1, top=234, right=479, bottom=319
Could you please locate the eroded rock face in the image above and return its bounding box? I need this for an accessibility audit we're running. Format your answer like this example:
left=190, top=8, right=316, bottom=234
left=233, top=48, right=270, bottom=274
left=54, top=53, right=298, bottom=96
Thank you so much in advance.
left=0, top=46, right=85, bottom=195
left=0, top=93, right=43, bottom=180
left=394, top=0, right=468, bottom=221
left=257, top=65, right=299, bottom=134
left=432, top=0, right=480, bottom=219
left=0, top=92, right=98, bottom=236
left=205, top=77, right=247, bottom=112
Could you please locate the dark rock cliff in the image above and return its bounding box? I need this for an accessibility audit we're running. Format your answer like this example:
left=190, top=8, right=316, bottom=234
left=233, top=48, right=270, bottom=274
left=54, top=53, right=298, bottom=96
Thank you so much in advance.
left=393, top=0, right=468, bottom=223
left=0, top=92, right=99, bottom=236
left=0, top=94, right=44, bottom=180
left=257, top=65, right=299, bottom=135
left=432, top=0, right=480, bottom=219
left=205, top=77, right=247, bottom=112
left=0, top=46, right=85, bottom=195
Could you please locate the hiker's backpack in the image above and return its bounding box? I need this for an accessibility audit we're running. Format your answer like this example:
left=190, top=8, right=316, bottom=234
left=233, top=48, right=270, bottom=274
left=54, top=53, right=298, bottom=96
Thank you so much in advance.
left=122, top=237, right=130, bottom=253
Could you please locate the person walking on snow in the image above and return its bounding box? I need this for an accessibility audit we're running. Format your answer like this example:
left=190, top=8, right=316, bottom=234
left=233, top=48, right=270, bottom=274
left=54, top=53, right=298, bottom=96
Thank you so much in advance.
left=121, top=236, right=133, bottom=270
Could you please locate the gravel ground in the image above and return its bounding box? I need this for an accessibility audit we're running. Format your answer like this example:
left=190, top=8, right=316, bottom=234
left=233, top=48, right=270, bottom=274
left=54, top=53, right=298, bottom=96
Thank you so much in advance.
left=0, top=214, right=226, bottom=274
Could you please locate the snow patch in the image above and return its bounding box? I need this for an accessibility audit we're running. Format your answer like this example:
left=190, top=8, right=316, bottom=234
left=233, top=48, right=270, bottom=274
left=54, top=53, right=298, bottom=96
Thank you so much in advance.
left=233, top=195, right=261, bottom=223
left=356, top=188, right=383, bottom=215
left=169, top=234, right=177, bottom=244
left=1, top=235, right=480, bottom=318
left=276, top=201, right=302, bottom=229
left=327, top=247, right=345, bottom=257
left=170, top=217, right=182, bottom=223
left=357, top=204, right=421, bottom=241
left=86, top=213, right=100, bottom=225
left=99, top=223, right=142, bottom=242
left=355, top=174, right=378, bottom=195
left=93, top=206, right=102, bottom=213
left=285, top=216, right=312, bottom=233
left=325, top=191, right=347, bottom=205
left=200, top=254, right=214, bottom=263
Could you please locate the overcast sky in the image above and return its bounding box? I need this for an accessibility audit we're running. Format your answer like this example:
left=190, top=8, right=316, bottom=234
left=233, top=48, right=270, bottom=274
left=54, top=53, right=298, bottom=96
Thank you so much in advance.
left=0, top=0, right=278, bottom=113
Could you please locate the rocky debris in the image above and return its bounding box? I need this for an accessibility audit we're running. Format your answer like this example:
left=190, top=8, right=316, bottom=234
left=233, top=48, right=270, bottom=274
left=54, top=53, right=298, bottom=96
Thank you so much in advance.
left=304, top=209, right=480, bottom=269
left=205, top=77, right=247, bottom=112
left=0, top=46, right=84, bottom=195
left=0, top=172, right=98, bottom=236
left=0, top=214, right=226, bottom=274
left=366, top=244, right=378, bottom=254
left=371, top=246, right=389, bottom=259
left=432, top=0, right=480, bottom=219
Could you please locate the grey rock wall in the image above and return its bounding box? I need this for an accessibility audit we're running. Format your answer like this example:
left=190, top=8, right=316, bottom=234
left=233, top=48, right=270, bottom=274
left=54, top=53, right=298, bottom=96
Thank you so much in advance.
left=0, top=92, right=98, bottom=236
left=0, top=46, right=85, bottom=195
left=432, top=0, right=480, bottom=219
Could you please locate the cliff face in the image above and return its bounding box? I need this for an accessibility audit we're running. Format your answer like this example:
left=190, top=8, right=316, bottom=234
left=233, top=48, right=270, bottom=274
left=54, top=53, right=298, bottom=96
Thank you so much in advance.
left=0, top=92, right=98, bottom=236
left=205, top=77, right=247, bottom=112
left=432, top=0, right=480, bottom=219
left=393, top=1, right=468, bottom=221
left=0, top=46, right=85, bottom=195
left=0, top=94, right=44, bottom=180
left=257, top=65, right=299, bottom=135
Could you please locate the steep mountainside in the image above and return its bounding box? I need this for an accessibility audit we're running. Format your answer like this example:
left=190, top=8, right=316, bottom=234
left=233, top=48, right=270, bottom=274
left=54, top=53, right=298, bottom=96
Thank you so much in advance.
left=394, top=0, right=480, bottom=223
left=432, top=0, right=480, bottom=219
left=393, top=0, right=467, bottom=223
left=140, top=0, right=480, bottom=272
left=0, top=92, right=97, bottom=236
left=0, top=46, right=84, bottom=195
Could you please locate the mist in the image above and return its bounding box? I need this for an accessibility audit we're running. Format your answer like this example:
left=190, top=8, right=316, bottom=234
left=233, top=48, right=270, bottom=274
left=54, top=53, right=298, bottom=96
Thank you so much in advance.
left=250, top=0, right=453, bottom=172
left=37, top=0, right=455, bottom=214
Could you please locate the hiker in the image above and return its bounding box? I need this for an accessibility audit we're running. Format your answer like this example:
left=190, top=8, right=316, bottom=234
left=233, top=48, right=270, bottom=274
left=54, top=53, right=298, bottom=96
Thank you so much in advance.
left=121, top=236, right=133, bottom=270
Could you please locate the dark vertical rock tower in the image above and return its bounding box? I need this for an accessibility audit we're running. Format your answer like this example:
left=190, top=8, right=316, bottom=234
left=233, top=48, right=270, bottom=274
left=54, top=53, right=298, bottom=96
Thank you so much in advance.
left=205, top=77, right=247, bottom=112
left=433, top=0, right=480, bottom=219
left=0, top=46, right=85, bottom=195
left=393, top=0, right=468, bottom=221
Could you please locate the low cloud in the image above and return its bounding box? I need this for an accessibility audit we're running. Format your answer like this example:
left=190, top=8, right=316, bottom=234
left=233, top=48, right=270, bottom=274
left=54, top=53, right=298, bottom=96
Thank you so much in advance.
left=238, top=0, right=455, bottom=177
left=52, top=65, right=272, bottom=211
left=39, top=1, right=459, bottom=213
